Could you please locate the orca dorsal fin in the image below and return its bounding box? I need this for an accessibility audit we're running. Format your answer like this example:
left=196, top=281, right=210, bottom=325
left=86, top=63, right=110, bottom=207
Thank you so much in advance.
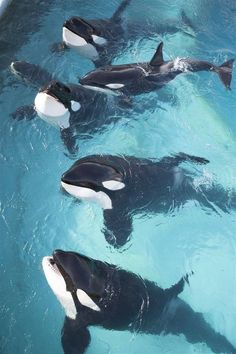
left=150, top=42, right=164, bottom=66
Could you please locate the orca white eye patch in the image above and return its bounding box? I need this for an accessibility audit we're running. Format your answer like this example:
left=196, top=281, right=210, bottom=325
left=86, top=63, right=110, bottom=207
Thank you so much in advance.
left=102, top=180, right=125, bottom=190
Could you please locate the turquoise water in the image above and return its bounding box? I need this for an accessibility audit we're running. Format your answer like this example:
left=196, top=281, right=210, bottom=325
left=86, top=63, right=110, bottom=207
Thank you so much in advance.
left=0, top=0, right=236, bottom=353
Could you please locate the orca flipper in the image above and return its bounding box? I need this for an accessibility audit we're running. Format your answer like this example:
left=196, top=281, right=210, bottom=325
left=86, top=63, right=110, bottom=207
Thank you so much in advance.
left=50, top=41, right=68, bottom=54
left=60, top=128, right=79, bottom=155
left=165, top=298, right=236, bottom=354
left=159, top=152, right=209, bottom=167
left=11, top=105, right=36, bottom=121
left=61, top=317, right=91, bottom=354
left=111, top=0, right=131, bottom=23
left=103, top=208, right=133, bottom=248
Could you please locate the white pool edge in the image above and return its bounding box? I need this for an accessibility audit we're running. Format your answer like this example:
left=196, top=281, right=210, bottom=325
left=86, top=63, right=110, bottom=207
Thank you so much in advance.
left=0, top=0, right=11, bottom=17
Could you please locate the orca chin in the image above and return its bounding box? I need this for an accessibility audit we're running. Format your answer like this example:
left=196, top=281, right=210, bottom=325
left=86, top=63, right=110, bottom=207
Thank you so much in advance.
left=34, top=92, right=70, bottom=128
left=61, top=181, right=112, bottom=209
left=62, top=27, right=99, bottom=61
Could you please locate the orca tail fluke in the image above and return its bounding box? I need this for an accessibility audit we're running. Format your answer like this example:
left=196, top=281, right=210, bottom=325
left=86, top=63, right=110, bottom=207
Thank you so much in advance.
left=111, top=0, right=131, bottom=22
left=216, top=59, right=234, bottom=89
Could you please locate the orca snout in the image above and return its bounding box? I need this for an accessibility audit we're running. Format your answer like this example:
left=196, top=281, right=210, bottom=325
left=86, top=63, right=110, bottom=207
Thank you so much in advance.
left=63, top=17, right=93, bottom=38
left=53, top=249, right=67, bottom=266
left=61, top=170, right=79, bottom=186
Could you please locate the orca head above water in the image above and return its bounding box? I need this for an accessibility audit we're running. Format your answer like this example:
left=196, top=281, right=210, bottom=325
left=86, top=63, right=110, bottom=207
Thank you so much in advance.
left=63, top=17, right=107, bottom=60
left=34, top=81, right=81, bottom=129
left=42, top=250, right=109, bottom=319
left=61, top=158, right=125, bottom=209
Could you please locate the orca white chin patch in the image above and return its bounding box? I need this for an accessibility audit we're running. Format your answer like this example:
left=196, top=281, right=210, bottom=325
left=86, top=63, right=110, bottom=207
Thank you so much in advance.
left=34, top=92, right=70, bottom=129
left=62, top=27, right=99, bottom=60
left=61, top=182, right=112, bottom=209
left=102, top=180, right=125, bottom=191
left=42, top=257, right=77, bottom=319
left=105, top=83, right=125, bottom=89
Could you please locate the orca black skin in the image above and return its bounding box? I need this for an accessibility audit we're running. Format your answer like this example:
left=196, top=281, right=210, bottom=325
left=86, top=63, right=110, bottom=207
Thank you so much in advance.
left=80, top=42, right=234, bottom=94
left=10, top=61, right=129, bottom=154
left=61, top=153, right=236, bottom=247
left=42, top=250, right=236, bottom=354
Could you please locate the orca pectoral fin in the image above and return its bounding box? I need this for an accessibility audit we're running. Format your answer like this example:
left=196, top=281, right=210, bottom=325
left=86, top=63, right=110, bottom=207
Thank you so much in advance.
left=11, top=105, right=36, bottom=121
left=160, top=152, right=209, bottom=167
left=60, top=128, right=79, bottom=156
left=50, top=41, right=68, bottom=54
left=61, top=317, right=91, bottom=354
left=103, top=209, right=133, bottom=248
left=111, top=0, right=131, bottom=22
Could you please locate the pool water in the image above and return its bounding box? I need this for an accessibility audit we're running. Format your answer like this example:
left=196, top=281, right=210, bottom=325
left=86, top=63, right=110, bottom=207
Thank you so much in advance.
left=0, top=0, right=236, bottom=353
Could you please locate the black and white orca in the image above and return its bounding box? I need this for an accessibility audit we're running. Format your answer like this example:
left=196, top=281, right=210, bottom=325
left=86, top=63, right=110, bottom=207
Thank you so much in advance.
left=42, top=249, right=236, bottom=354
left=61, top=153, right=236, bottom=248
left=10, top=61, right=128, bottom=154
left=79, top=41, right=234, bottom=94
left=52, top=0, right=131, bottom=67
left=52, top=1, right=194, bottom=68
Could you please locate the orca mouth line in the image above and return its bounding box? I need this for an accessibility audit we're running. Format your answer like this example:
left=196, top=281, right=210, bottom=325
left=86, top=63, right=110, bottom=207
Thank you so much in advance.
left=63, top=18, right=97, bottom=37
left=39, top=89, right=72, bottom=111
left=61, top=179, right=100, bottom=192
left=52, top=252, right=78, bottom=294
left=46, top=256, right=62, bottom=276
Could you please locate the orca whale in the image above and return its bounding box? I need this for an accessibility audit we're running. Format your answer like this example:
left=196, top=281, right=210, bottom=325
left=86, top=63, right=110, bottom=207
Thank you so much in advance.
left=61, top=153, right=236, bottom=248
left=10, top=61, right=129, bottom=154
left=51, top=1, right=194, bottom=68
left=52, top=0, right=131, bottom=67
left=79, top=42, right=234, bottom=94
left=42, top=249, right=236, bottom=354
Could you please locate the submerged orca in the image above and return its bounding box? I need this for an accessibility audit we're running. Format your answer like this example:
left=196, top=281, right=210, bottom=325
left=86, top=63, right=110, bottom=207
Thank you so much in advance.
left=61, top=153, right=236, bottom=248
left=42, top=249, right=236, bottom=354
left=52, top=0, right=131, bottom=67
left=79, top=42, right=234, bottom=94
left=10, top=61, right=128, bottom=154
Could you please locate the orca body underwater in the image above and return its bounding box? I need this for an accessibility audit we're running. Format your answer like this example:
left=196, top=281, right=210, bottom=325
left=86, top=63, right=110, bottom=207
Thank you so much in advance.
left=80, top=42, right=234, bottom=95
left=51, top=0, right=131, bottom=67
left=42, top=249, right=236, bottom=354
left=61, top=153, right=236, bottom=247
left=10, top=61, right=129, bottom=154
